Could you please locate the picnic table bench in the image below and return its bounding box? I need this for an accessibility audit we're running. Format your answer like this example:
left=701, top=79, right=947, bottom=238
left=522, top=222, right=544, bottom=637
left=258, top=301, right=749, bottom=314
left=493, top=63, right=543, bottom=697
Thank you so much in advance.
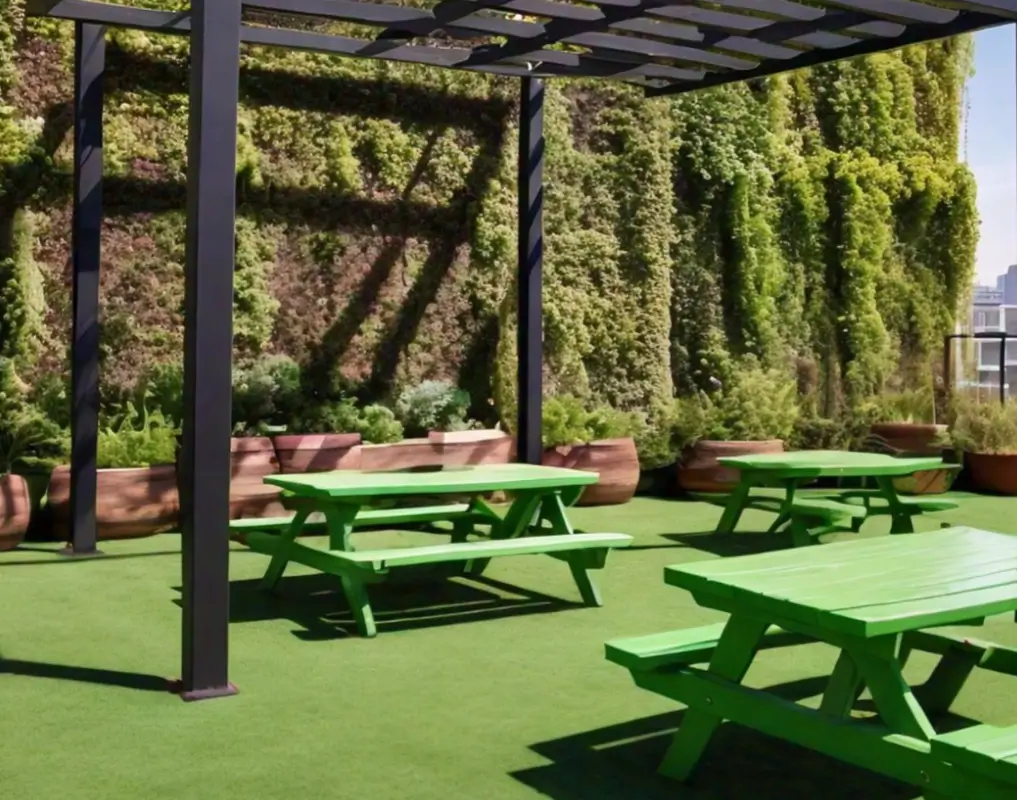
left=706, top=450, right=956, bottom=538
left=237, top=464, right=632, bottom=637
left=605, top=527, right=1017, bottom=798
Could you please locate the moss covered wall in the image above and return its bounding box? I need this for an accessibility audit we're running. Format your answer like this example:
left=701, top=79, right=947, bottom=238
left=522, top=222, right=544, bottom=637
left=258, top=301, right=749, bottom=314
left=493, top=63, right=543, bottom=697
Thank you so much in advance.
left=0, top=7, right=977, bottom=429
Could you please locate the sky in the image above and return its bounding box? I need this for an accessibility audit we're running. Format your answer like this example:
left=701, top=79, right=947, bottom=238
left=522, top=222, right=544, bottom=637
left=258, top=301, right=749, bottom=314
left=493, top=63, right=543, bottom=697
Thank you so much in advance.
left=968, top=26, right=1017, bottom=286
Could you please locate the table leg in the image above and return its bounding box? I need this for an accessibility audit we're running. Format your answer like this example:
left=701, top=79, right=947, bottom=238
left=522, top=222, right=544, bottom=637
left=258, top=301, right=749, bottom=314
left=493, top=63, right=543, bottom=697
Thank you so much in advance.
left=849, top=647, right=935, bottom=741
left=714, top=477, right=755, bottom=535
left=820, top=650, right=864, bottom=718
left=766, top=481, right=797, bottom=535
left=540, top=493, right=602, bottom=606
left=875, top=477, right=915, bottom=535
left=659, top=614, right=768, bottom=780
left=465, top=490, right=543, bottom=576
left=913, top=649, right=979, bottom=715
left=259, top=507, right=312, bottom=592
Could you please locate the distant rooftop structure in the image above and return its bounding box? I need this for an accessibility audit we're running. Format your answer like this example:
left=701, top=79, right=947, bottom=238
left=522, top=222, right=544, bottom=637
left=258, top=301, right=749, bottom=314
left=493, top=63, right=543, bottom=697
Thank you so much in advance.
left=975, top=286, right=1005, bottom=305
left=998, top=264, right=1017, bottom=305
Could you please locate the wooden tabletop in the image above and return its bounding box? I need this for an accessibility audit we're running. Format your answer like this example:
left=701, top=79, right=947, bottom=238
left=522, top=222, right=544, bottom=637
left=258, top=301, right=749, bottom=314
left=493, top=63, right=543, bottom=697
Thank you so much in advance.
left=264, top=462, right=599, bottom=499
left=717, top=449, right=944, bottom=478
left=667, top=527, right=1017, bottom=637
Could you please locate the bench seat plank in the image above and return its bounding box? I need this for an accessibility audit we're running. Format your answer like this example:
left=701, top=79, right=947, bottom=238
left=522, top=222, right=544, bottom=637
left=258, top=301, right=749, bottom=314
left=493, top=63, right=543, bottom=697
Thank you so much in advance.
left=606, top=623, right=809, bottom=672
left=229, top=502, right=477, bottom=533
left=325, top=532, right=632, bottom=571
left=932, top=725, right=1017, bottom=786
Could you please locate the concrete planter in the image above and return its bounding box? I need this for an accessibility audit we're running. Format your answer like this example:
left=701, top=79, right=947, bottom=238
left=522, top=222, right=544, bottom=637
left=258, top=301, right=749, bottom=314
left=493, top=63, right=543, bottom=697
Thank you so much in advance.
left=229, top=437, right=287, bottom=519
left=0, top=473, right=31, bottom=551
left=677, top=439, right=784, bottom=494
left=966, top=452, right=1017, bottom=496
left=428, top=429, right=514, bottom=466
left=272, top=433, right=362, bottom=473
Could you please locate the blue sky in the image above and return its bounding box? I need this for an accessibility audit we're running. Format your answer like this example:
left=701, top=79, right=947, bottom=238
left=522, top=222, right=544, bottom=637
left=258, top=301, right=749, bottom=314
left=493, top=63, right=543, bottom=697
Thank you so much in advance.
left=969, top=26, right=1016, bottom=285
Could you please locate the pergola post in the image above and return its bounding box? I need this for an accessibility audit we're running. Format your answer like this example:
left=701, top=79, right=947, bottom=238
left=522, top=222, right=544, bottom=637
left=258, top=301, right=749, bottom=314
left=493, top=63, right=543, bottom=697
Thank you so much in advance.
left=65, top=22, right=105, bottom=557
left=516, top=76, right=544, bottom=465
left=177, top=0, right=242, bottom=701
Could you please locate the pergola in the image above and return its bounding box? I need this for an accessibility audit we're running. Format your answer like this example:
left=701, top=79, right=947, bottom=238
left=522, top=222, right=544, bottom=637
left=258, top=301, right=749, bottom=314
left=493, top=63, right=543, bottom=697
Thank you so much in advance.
left=23, top=0, right=1017, bottom=699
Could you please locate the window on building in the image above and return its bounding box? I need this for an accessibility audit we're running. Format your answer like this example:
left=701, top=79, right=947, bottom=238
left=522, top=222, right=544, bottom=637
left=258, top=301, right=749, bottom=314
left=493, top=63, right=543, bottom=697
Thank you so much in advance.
left=981, top=341, right=1002, bottom=367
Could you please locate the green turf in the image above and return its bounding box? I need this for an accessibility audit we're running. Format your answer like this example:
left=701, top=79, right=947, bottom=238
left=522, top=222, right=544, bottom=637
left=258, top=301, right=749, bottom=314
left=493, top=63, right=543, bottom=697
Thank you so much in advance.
left=3, top=494, right=1017, bottom=799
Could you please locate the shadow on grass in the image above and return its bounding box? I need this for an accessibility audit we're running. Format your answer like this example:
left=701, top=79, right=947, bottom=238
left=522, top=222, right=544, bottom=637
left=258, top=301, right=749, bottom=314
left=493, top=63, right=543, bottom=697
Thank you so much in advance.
left=511, top=707, right=919, bottom=800
left=0, top=657, right=172, bottom=692
left=176, top=571, right=579, bottom=640
left=0, top=548, right=182, bottom=567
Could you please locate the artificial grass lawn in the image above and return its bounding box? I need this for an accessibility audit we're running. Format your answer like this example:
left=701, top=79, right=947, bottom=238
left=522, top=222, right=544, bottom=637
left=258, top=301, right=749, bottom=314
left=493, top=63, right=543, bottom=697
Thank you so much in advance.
left=3, top=493, right=1017, bottom=799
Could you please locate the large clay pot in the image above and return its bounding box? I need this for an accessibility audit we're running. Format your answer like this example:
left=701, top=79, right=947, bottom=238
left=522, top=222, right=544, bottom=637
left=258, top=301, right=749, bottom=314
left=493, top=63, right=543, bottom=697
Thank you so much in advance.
left=966, top=452, right=1017, bottom=496
left=229, top=437, right=287, bottom=518
left=0, top=473, right=31, bottom=551
left=48, top=464, right=179, bottom=540
left=677, top=440, right=784, bottom=494
left=273, top=433, right=362, bottom=473
left=869, top=423, right=952, bottom=496
left=542, top=437, right=640, bottom=506
left=359, top=439, right=444, bottom=471
left=429, top=430, right=514, bottom=466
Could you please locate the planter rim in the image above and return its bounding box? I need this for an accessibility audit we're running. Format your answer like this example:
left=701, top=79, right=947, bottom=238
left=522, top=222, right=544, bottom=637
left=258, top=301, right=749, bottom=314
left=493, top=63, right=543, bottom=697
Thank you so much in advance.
left=53, top=463, right=176, bottom=473
left=691, top=438, right=784, bottom=446
left=966, top=450, right=1017, bottom=457
left=272, top=432, right=362, bottom=446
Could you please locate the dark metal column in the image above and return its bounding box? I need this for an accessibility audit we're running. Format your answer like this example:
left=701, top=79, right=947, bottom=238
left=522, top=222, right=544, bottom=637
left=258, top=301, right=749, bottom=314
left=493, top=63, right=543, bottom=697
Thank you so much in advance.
left=516, top=76, right=544, bottom=465
left=66, top=22, right=105, bottom=557
left=177, top=0, right=242, bottom=701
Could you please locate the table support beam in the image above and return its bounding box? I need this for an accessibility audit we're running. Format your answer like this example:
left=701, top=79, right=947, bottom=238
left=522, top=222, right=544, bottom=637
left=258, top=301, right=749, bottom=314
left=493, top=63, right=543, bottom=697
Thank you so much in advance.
left=516, top=76, right=543, bottom=466
left=66, top=22, right=105, bottom=557
left=177, top=0, right=241, bottom=701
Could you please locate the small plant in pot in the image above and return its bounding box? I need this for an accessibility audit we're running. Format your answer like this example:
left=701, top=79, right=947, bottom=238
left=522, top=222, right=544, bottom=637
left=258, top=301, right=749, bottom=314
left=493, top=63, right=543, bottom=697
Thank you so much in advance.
left=0, top=360, right=67, bottom=550
left=396, top=380, right=512, bottom=465
left=48, top=400, right=180, bottom=540
left=674, top=363, right=798, bottom=494
left=862, top=386, right=954, bottom=495
left=950, top=396, right=1017, bottom=496
left=540, top=395, right=644, bottom=506
left=284, top=399, right=404, bottom=472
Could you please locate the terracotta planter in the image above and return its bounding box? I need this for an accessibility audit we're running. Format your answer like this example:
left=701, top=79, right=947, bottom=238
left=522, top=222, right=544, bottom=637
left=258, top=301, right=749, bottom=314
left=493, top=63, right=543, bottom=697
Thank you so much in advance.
left=229, top=437, right=286, bottom=518
left=541, top=438, right=639, bottom=506
left=868, top=423, right=946, bottom=456
left=677, top=439, right=784, bottom=494
left=48, top=464, right=179, bottom=540
left=273, top=433, right=362, bottom=473
left=870, top=423, right=951, bottom=495
left=0, top=473, right=31, bottom=551
left=429, top=430, right=514, bottom=466
left=359, top=439, right=444, bottom=471
left=966, top=452, right=1017, bottom=496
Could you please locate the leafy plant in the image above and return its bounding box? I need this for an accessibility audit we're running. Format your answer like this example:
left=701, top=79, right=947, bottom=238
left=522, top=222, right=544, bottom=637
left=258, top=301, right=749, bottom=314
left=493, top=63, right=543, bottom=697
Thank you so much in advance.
left=232, top=354, right=303, bottom=434
left=861, top=386, right=936, bottom=425
left=395, top=380, right=473, bottom=437
left=950, top=397, right=1017, bottom=455
left=96, top=400, right=179, bottom=468
left=541, top=395, right=643, bottom=447
left=669, top=361, right=800, bottom=451
left=137, top=362, right=184, bottom=425
left=290, top=399, right=404, bottom=444
left=0, top=359, right=68, bottom=473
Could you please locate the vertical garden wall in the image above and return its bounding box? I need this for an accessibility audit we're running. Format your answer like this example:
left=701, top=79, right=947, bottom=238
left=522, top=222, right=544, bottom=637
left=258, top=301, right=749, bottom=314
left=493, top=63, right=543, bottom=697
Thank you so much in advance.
left=0, top=5, right=977, bottom=454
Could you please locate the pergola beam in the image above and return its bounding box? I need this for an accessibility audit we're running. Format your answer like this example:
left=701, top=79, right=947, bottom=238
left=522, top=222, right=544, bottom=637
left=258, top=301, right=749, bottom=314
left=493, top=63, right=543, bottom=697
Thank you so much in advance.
left=67, top=21, right=104, bottom=558
left=177, top=0, right=242, bottom=702
left=516, top=77, right=543, bottom=467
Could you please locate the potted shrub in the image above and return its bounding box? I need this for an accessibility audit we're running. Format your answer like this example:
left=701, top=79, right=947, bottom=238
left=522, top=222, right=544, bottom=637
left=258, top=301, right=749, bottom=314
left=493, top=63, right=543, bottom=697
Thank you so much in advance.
left=396, top=380, right=512, bottom=466
left=864, top=387, right=955, bottom=495
left=539, top=395, right=643, bottom=506
left=950, top=397, right=1017, bottom=495
left=0, top=361, right=65, bottom=550
left=275, top=398, right=364, bottom=473
left=674, top=364, right=797, bottom=494
left=49, top=401, right=180, bottom=540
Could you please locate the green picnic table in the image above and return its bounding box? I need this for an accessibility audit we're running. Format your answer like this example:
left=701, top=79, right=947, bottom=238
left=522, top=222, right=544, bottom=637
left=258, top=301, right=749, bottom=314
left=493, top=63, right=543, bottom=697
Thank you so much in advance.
left=606, top=527, right=1017, bottom=798
left=241, top=463, right=632, bottom=637
left=711, top=450, right=949, bottom=536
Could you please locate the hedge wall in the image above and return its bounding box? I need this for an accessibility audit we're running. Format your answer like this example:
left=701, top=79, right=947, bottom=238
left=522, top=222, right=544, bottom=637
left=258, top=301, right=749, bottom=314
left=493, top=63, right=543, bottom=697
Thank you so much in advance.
left=0, top=7, right=977, bottom=433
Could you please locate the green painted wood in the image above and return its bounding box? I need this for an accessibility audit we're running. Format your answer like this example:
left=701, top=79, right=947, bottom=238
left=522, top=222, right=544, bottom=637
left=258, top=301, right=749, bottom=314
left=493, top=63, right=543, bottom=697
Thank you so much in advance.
left=718, top=450, right=945, bottom=479
left=630, top=665, right=1002, bottom=798
left=320, top=532, right=632, bottom=571
left=906, top=629, right=1017, bottom=679
left=228, top=503, right=478, bottom=533
left=835, top=491, right=959, bottom=513
left=914, top=649, right=979, bottom=715
left=246, top=532, right=385, bottom=582
left=850, top=648, right=936, bottom=741
left=931, top=725, right=1017, bottom=786
left=658, top=615, right=769, bottom=780
left=340, top=574, right=377, bottom=638
left=667, top=527, right=1017, bottom=637
left=605, top=623, right=808, bottom=673
left=258, top=507, right=311, bottom=592
left=264, top=463, right=597, bottom=500
left=820, top=651, right=863, bottom=718
left=789, top=498, right=867, bottom=520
